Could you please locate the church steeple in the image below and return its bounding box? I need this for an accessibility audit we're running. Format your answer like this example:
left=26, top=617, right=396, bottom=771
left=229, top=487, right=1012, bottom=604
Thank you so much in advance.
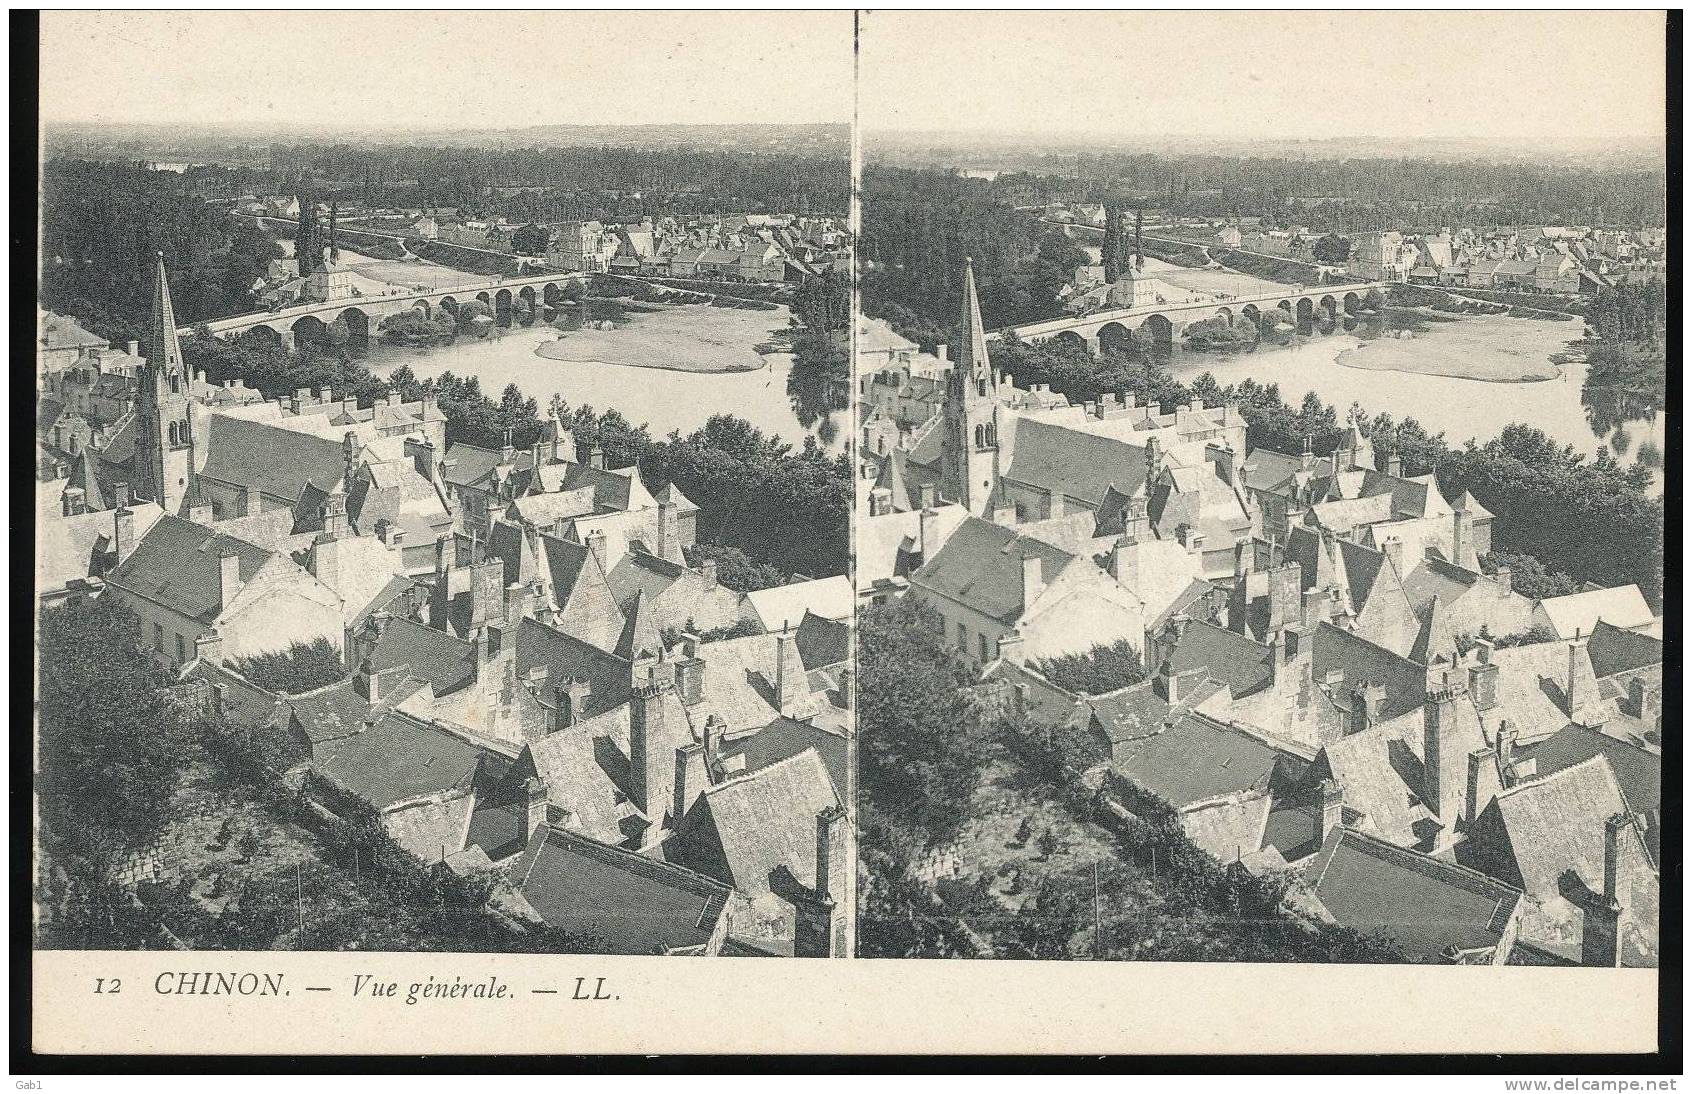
left=144, top=252, right=184, bottom=379
left=135, top=254, right=195, bottom=515
left=954, top=258, right=997, bottom=392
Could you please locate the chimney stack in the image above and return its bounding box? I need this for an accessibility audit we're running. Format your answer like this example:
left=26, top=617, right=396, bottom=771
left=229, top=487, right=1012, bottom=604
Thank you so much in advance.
left=218, top=549, right=243, bottom=606
left=525, top=777, right=548, bottom=839
left=1020, top=553, right=1044, bottom=614
left=672, top=743, right=705, bottom=828
left=585, top=529, right=608, bottom=573
left=435, top=533, right=453, bottom=576
left=1566, top=635, right=1599, bottom=722
left=1318, top=778, right=1343, bottom=844
left=1468, top=640, right=1499, bottom=710
left=699, top=558, right=718, bottom=590
left=775, top=631, right=804, bottom=713
left=1422, top=672, right=1466, bottom=836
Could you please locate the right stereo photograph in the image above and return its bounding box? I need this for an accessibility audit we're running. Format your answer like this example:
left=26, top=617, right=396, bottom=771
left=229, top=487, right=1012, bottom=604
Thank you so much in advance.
left=854, top=10, right=1667, bottom=967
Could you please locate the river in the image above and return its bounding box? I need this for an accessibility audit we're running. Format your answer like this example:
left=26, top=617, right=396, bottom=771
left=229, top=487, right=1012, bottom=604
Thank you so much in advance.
left=1159, top=312, right=1666, bottom=494
left=361, top=310, right=845, bottom=454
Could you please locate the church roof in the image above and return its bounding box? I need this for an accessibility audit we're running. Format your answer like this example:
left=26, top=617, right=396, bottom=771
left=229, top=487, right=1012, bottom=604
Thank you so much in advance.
left=1002, top=418, right=1150, bottom=509
left=198, top=415, right=348, bottom=504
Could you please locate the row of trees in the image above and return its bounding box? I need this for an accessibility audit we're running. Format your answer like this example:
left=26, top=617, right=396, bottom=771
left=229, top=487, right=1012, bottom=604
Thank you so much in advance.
left=979, top=152, right=1667, bottom=231
left=987, top=334, right=1663, bottom=604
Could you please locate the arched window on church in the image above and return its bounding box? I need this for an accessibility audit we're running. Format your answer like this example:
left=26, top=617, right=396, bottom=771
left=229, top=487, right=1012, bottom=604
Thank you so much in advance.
left=170, top=374, right=180, bottom=394
left=973, top=425, right=986, bottom=448
left=984, top=424, right=996, bottom=448
left=168, top=422, right=180, bottom=447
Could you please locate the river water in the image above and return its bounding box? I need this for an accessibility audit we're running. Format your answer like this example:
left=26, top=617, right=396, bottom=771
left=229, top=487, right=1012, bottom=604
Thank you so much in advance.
left=1160, top=312, right=1666, bottom=495
left=362, top=317, right=844, bottom=454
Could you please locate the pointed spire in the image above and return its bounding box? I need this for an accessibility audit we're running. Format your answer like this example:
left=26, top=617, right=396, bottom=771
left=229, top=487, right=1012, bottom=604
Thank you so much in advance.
left=69, top=445, right=108, bottom=512
left=145, top=253, right=183, bottom=376
left=956, top=258, right=994, bottom=387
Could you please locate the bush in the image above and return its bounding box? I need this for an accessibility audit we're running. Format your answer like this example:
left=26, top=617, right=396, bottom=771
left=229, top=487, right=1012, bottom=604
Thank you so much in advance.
left=231, top=638, right=346, bottom=695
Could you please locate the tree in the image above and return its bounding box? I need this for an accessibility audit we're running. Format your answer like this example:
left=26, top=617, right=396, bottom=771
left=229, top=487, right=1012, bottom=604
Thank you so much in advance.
left=1101, top=204, right=1121, bottom=284
left=510, top=222, right=551, bottom=256
left=37, top=598, right=191, bottom=857
left=1313, top=233, right=1352, bottom=265
left=1034, top=639, right=1146, bottom=696
left=231, top=638, right=346, bottom=695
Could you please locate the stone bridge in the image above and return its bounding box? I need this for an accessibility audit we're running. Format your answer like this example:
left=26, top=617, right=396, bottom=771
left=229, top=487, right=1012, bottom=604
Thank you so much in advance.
left=180, top=272, right=588, bottom=351
left=988, top=281, right=1387, bottom=355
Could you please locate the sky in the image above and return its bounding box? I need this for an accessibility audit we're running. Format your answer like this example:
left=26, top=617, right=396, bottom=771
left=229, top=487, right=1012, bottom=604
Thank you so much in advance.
left=859, top=11, right=1667, bottom=150
left=39, top=11, right=853, bottom=129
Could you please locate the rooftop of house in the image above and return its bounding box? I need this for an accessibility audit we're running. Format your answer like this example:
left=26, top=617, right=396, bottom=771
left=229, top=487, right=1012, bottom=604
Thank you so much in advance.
left=105, top=514, right=277, bottom=622
left=1001, top=417, right=1150, bottom=509
left=312, top=711, right=491, bottom=811
left=716, top=716, right=848, bottom=799
left=742, top=576, right=854, bottom=633
left=793, top=610, right=851, bottom=672
left=676, top=749, right=839, bottom=898
left=1522, top=724, right=1660, bottom=820
left=1305, top=826, right=1522, bottom=961
left=1163, top=620, right=1276, bottom=699
left=515, top=617, right=634, bottom=723
left=510, top=824, right=729, bottom=955
left=362, top=616, right=479, bottom=697
left=1108, top=708, right=1288, bottom=810
left=36, top=496, right=168, bottom=594
left=912, top=516, right=1076, bottom=625
left=1482, top=755, right=1636, bottom=897
left=1535, top=585, right=1654, bottom=639
left=1584, top=619, right=1663, bottom=679
left=855, top=504, right=970, bottom=589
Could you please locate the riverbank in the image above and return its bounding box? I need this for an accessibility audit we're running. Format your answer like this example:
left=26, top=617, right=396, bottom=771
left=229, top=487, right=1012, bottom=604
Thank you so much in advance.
left=534, top=299, right=790, bottom=374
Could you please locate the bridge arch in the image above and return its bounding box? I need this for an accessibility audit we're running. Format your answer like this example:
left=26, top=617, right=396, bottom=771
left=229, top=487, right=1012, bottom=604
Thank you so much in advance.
left=1241, top=304, right=1261, bottom=325
left=438, top=296, right=459, bottom=318
left=1140, top=313, right=1174, bottom=348
left=335, top=307, right=371, bottom=352
left=238, top=324, right=281, bottom=347
left=1295, top=298, right=1315, bottom=322
left=1049, top=330, right=1090, bottom=356
left=1343, top=292, right=1362, bottom=316
left=1318, top=294, right=1338, bottom=318
left=410, top=298, right=432, bottom=319
left=291, top=314, right=330, bottom=347
left=1097, top=321, right=1134, bottom=356
left=1215, top=307, right=1234, bottom=327
left=542, top=282, right=565, bottom=307
left=495, top=289, right=514, bottom=327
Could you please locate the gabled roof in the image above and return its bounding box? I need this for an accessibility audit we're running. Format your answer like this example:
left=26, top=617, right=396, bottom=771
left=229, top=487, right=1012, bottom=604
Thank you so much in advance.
left=1164, top=620, right=1275, bottom=699
left=679, top=749, right=839, bottom=898
left=36, top=498, right=168, bottom=594
left=1110, top=709, right=1285, bottom=809
left=1485, top=756, right=1636, bottom=897
left=1002, top=418, right=1149, bottom=508
left=1306, top=827, right=1521, bottom=960
left=515, top=617, right=632, bottom=722
left=912, top=516, right=1075, bottom=625
left=743, top=576, right=853, bottom=633
left=105, top=514, right=276, bottom=622
left=511, top=824, right=729, bottom=954
left=1585, top=620, right=1662, bottom=680
left=793, top=611, right=850, bottom=671
left=1523, top=725, right=1659, bottom=818
left=312, top=711, right=486, bottom=810
left=539, top=533, right=626, bottom=651
left=197, top=414, right=349, bottom=504
left=1535, top=586, right=1654, bottom=640
left=363, top=616, right=478, bottom=696
left=524, top=706, right=640, bottom=846
left=716, top=716, right=848, bottom=798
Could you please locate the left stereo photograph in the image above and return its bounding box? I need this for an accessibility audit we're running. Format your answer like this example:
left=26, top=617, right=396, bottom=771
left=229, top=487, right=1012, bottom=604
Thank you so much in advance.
left=32, top=11, right=855, bottom=962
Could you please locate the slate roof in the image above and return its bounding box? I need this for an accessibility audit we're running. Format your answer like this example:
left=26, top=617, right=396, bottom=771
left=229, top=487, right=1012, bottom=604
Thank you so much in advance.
left=524, top=706, right=641, bottom=846
left=715, top=716, right=848, bottom=798
left=855, top=504, right=969, bottom=590
left=678, top=750, right=839, bottom=897
left=313, top=712, right=486, bottom=810
left=1002, top=417, right=1149, bottom=508
left=105, top=514, right=275, bottom=622
left=286, top=675, right=427, bottom=747
left=1489, top=640, right=1588, bottom=741
left=515, top=618, right=633, bottom=722
left=1484, top=756, right=1635, bottom=898
left=793, top=611, right=850, bottom=671
left=1163, top=620, right=1275, bottom=698
left=692, top=630, right=832, bottom=732
left=912, top=516, right=1075, bottom=625
left=1523, top=725, right=1659, bottom=818
left=197, top=415, right=348, bottom=503
left=465, top=795, right=531, bottom=863
left=1585, top=620, right=1663, bottom=680
left=36, top=498, right=167, bottom=593
left=1306, top=827, right=1522, bottom=960
left=1311, top=623, right=1428, bottom=723
left=363, top=617, right=479, bottom=696
left=511, top=825, right=729, bottom=954
left=1238, top=448, right=1305, bottom=495
left=743, top=576, right=854, bottom=632
left=1109, top=710, right=1286, bottom=809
